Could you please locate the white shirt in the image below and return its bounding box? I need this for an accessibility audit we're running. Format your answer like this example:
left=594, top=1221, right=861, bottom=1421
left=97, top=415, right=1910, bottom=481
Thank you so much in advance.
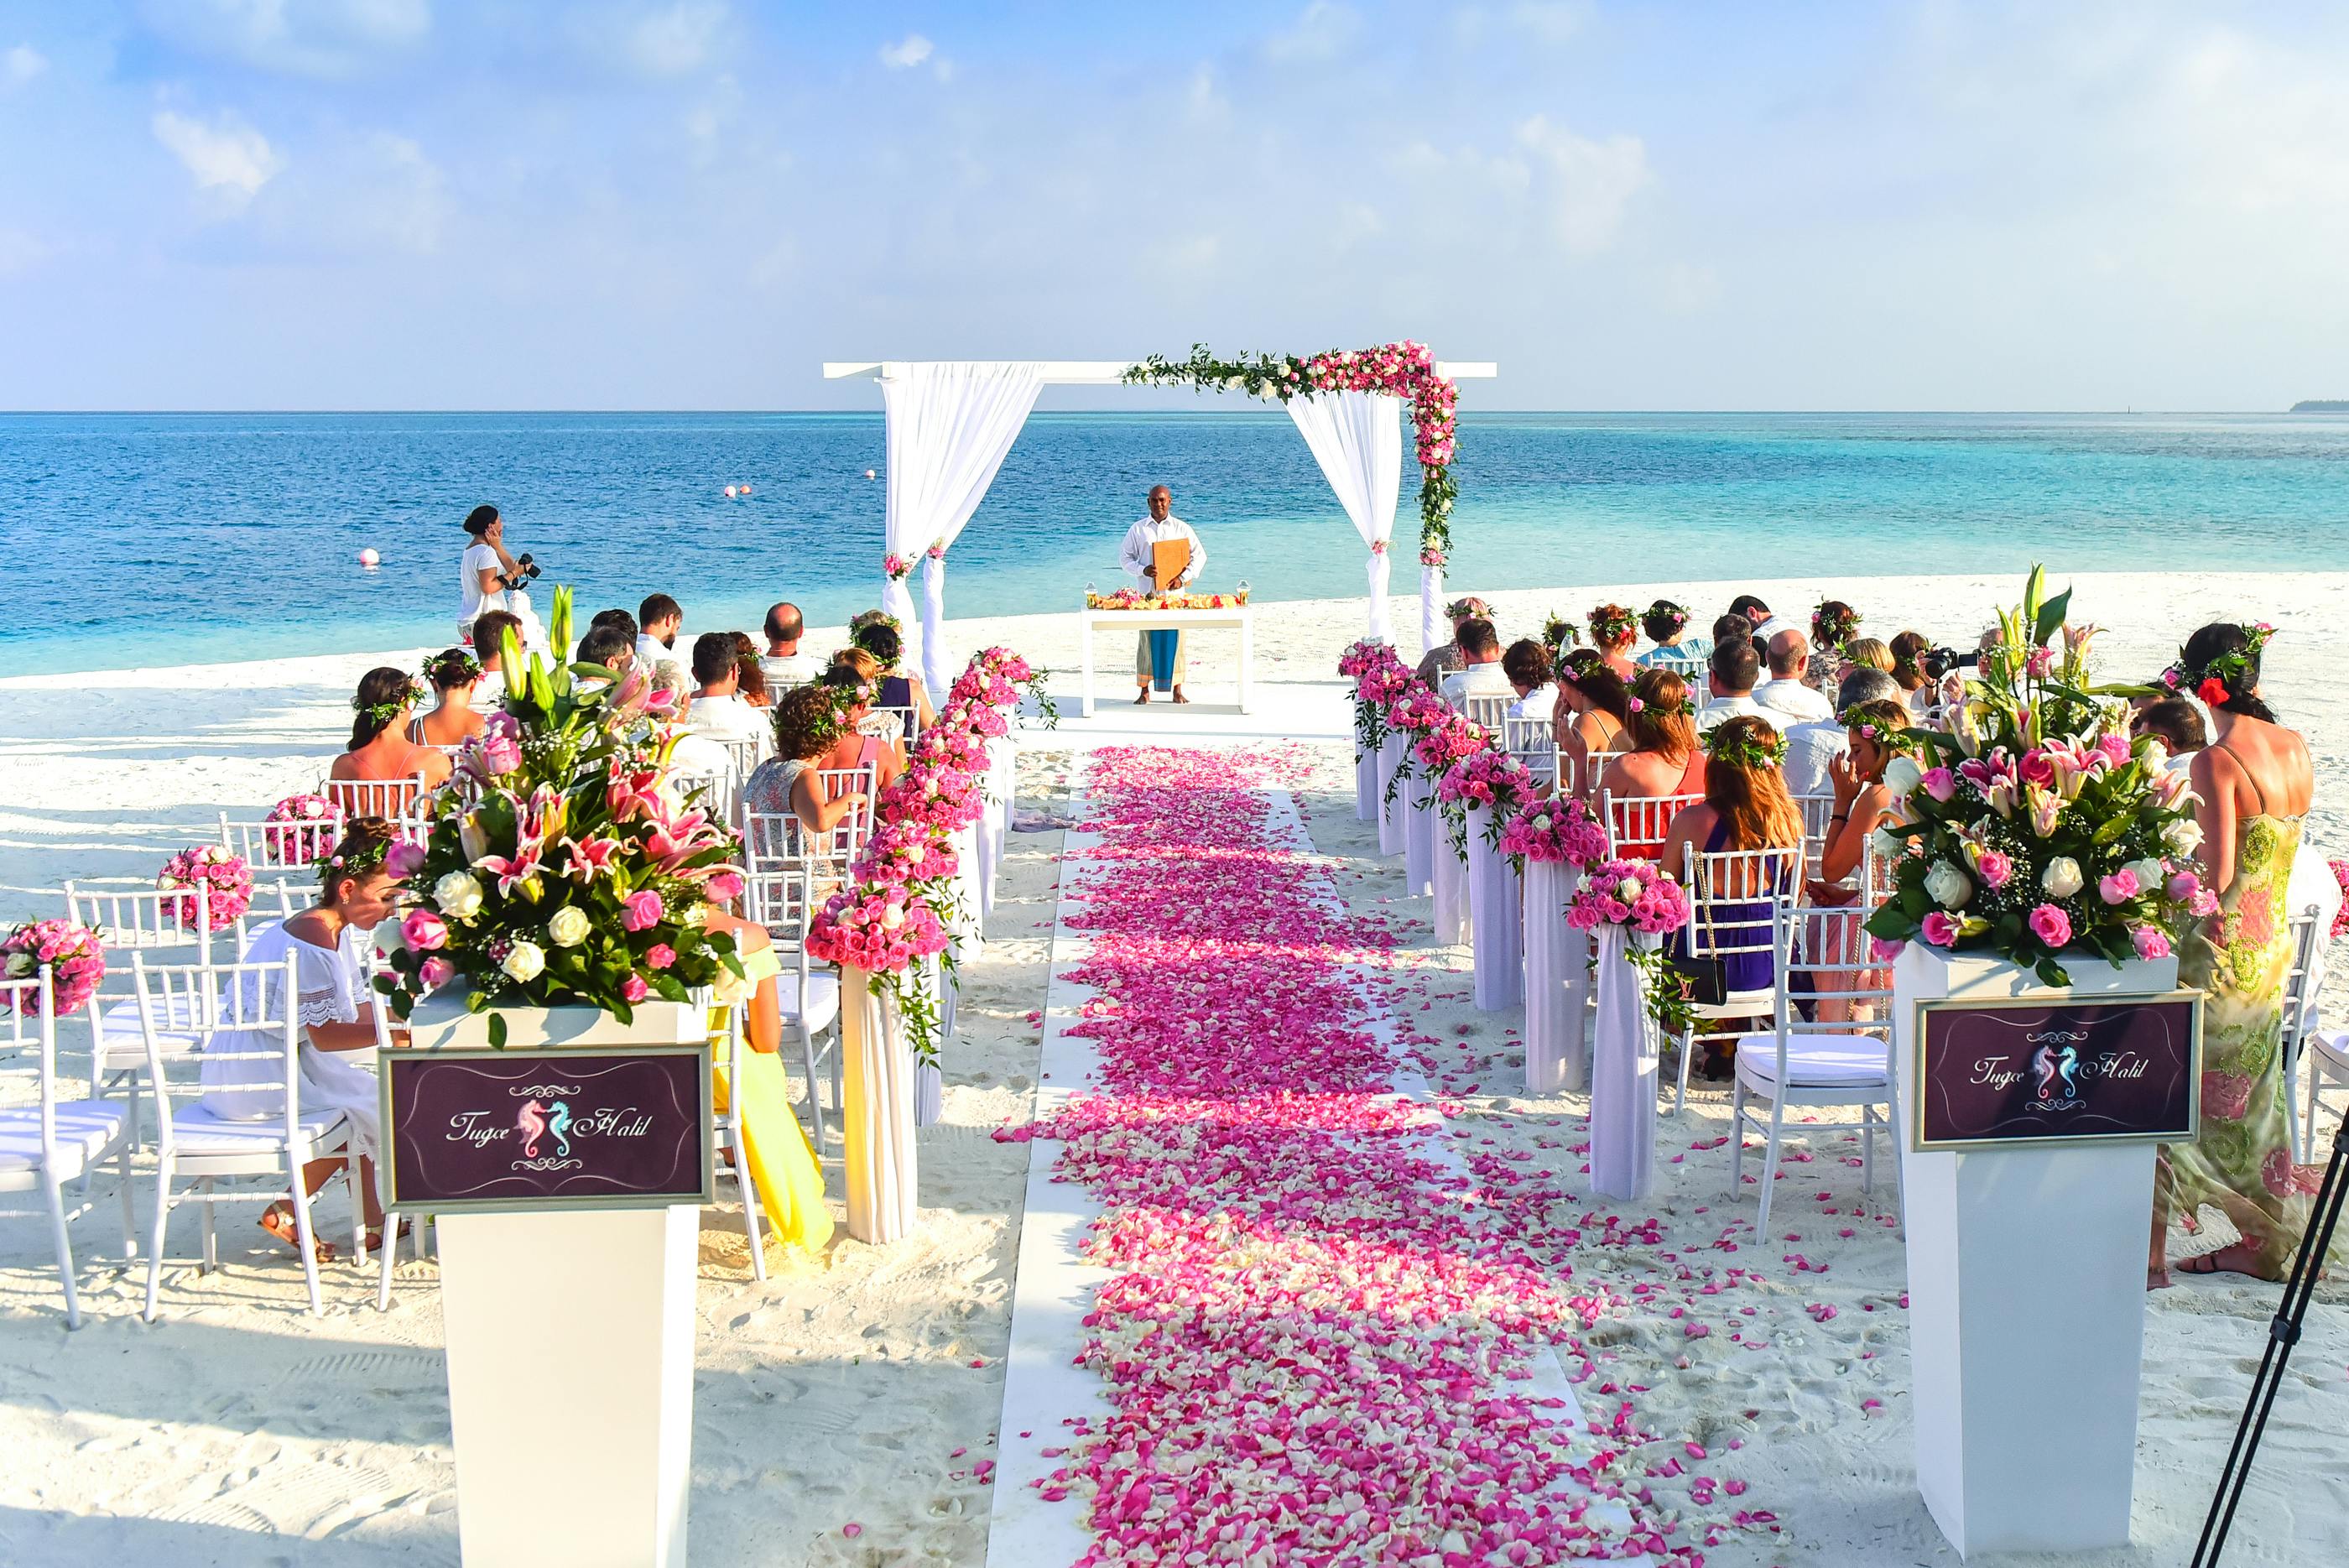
left=1697, top=693, right=1767, bottom=732
left=1507, top=686, right=1557, bottom=723
left=1120, top=515, right=1206, bottom=589
left=761, top=651, right=814, bottom=688
left=1752, top=613, right=1800, bottom=645
left=460, top=543, right=504, bottom=626
left=667, top=728, right=731, bottom=779
left=1440, top=661, right=1513, bottom=711
left=1780, top=718, right=1848, bottom=798
left=1754, top=678, right=1834, bottom=724
left=685, top=690, right=764, bottom=744
left=637, top=632, right=675, bottom=671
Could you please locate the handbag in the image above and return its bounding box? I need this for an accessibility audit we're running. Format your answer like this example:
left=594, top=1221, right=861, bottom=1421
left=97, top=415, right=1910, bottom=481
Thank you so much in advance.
left=1663, top=951, right=1727, bottom=1007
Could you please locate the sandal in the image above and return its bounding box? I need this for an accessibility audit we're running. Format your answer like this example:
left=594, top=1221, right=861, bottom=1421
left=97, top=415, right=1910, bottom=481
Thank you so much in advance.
left=362, top=1219, right=413, bottom=1253
left=259, top=1203, right=337, bottom=1263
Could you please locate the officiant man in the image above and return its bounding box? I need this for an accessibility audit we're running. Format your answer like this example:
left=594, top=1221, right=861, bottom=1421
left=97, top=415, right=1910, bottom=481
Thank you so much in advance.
left=1119, top=484, right=1206, bottom=705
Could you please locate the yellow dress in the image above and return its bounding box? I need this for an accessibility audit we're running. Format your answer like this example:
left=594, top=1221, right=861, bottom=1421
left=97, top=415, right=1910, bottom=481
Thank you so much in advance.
left=710, top=945, right=835, bottom=1255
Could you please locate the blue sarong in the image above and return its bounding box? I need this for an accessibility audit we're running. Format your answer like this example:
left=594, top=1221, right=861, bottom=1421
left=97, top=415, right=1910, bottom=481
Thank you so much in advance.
left=1146, top=630, right=1179, bottom=692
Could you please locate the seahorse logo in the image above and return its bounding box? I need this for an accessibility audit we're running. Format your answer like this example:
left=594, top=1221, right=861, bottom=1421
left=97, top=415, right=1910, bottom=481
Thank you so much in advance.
left=2030, top=1044, right=2060, bottom=1102
left=517, top=1098, right=549, bottom=1159
left=2056, top=1046, right=2081, bottom=1100
left=548, top=1100, right=573, bottom=1158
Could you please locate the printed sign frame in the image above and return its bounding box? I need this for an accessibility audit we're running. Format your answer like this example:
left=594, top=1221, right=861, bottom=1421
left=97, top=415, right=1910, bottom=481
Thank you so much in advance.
left=1909, top=989, right=2204, bottom=1153
left=378, top=1044, right=715, bottom=1215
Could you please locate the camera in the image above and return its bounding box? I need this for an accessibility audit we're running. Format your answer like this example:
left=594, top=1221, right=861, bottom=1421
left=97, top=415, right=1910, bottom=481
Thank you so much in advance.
left=1919, top=646, right=1978, bottom=681
left=502, top=554, right=542, bottom=590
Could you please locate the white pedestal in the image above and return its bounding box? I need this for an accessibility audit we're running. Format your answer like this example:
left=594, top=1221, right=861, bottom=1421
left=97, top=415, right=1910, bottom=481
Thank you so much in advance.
left=1522, top=861, right=1589, bottom=1093
left=1431, top=820, right=1471, bottom=946
left=1403, top=774, right=1435, bottom=899
left=1466, top=806, right=1523, bottom=1011
left=914, top=1060, right=944, bottom=1126
left=1377, top=736, right=1407, bottom=857
left=1355, top=738, right=1378, bottom=822
left=438, top=1206, right=697, bottom=1567
left=841, top=965, right=918, bottom=1243
left=1893, top=946, right=2176, bottom=1559
left=1588, top=926, right=1658, bottom=1201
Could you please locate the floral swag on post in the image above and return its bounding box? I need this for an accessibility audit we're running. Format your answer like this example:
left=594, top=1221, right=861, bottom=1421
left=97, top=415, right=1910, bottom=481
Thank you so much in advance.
left=1122, top=341, right=1461, bottom=569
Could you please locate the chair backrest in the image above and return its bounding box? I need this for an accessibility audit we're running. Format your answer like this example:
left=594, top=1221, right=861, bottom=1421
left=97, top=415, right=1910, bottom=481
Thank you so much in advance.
left=1463, top=694, right=1513, bottom=736
left=714, top=735, right=763, bottom=783
left=740, top=814, right=817, bottom=929
left=671, top=768, right=737, bottom=838
left=872, top=705, right=920, bottom=747
left=1500, top=715, right=1560, bottom=789
left=1597, top=790, right=1702, bottom=859
left=812, top=765, right=878, bottom=866
left=1682, top=845, right=1802, bottom=965
left=2282, top=905, right=2324, bottom=1064
left=322, top=774, right=428, bottom=822
left=1767, top=898, right=1897, bottom=1054
left=0, top=971, right=61, bottom=1152
left=65, top=883, right=212, bottom=958
left=1791, top=791, right=1840, bottom=874
left=1651, top=652, right=1709, bottom=685
left=133, top=953, right=304, bottom=1143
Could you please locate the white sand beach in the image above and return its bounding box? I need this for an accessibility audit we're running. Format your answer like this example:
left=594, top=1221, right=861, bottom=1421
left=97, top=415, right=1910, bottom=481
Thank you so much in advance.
left=3, top=570, right=2346, bottom=1565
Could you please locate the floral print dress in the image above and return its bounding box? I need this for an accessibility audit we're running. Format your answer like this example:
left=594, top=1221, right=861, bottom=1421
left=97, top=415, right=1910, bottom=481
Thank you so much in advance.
left=2157, top=811, right=2336, bottom=1277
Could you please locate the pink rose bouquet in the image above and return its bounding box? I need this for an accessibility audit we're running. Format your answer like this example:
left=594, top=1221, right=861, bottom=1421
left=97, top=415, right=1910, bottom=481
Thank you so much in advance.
left=1497, top=797, right=1609, bottom=871
left=1435, top=748, right=1534, bottom=854
left=1, top=919, right=108, bottom=1015
left=157, top=846, right=254, bottom=932
left=263, top=793, right=343, bottom=866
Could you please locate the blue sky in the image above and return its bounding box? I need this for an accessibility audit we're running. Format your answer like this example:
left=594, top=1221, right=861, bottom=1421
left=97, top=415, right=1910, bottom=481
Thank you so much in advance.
left=5, top=2, right=2348, bottom=410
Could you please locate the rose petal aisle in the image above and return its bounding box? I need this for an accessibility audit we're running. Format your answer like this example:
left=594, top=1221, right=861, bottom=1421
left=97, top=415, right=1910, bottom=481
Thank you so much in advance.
left=999, top=743, right=1767, bottom=1566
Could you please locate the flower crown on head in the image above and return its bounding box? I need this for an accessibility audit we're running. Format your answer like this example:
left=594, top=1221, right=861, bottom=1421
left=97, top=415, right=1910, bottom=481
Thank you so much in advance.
left=1630, top=693, right=1696, bottom=718
left=1586, top=602, right=1638, bottom=645
left=422, top=649, right=482, bottom=687
left=1556, top=646, right=1603, bottom=679
left=318, top=823, right=393, bottom=888
left=1812, top=601, right=1863, bottom=645
left=1704, top=722, right=1789, bottom=771
left=2162, top=622, right=2274, bottom=706
left=1445, top=596, right=1488, bottom=621
left=850, top=609, right=902, bottom=638
left=1643, top=599, right=1688, bottom=636
left=1836, top=701, right=1914, bottom=747
left=352, top=678, right=423, bottom=728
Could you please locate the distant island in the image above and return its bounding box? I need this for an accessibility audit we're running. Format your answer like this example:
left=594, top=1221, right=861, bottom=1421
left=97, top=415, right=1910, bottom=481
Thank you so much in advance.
left=2290, top=399, right=2349, bottom=412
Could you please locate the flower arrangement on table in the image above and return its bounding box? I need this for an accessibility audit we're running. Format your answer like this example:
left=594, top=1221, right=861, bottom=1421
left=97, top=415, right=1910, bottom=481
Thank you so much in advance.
left=1497, top=796, right=1610, bottom=873
left=157, top=846, right=254, bottom=932
left=1568, top=858, right=1697, bottom=1029
left=1864, top=567, right=2210, bottom=986
left=1, top=919, right=107, bottom=1015
left=1084, top=587, right=1250, bottom=612
left=1436, top=747, right=1536, bottom=855
left=372, top=588, right=748, bottom=1045
left=1122, top=341, right=1460, bottom=565
left=263, top=793, right=345, bottom=866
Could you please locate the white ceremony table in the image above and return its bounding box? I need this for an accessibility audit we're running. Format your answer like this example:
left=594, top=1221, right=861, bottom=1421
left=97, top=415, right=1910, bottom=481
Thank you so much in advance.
left=1077, top=606, right=1255, bottom=717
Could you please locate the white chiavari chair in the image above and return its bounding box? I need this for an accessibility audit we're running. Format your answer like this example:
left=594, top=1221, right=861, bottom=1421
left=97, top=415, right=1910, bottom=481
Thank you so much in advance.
left=0, top=970, right=141, bottom=1328
left=1670, top=844, right=1803, bottom=1114
left=1792, top=791, right=1840, bottom=878
left=1596, top=791, right=1701, bottom=861
left=322, top=774, right=430, bottom=823
left=2271, top=905, right=2322, bottom=1159
left=134, top=953, right=357, bottom=1320
left=1728, top=897, right=1902, bottom=1234
left=64, top=883, right=215, bottom=1132
left=670, top=768, right=736, bottom=839
left=1501, top=715, right=1560, bottom=790
left=711, top=1002, right=770, bottom=1281
left=218, top=813, right=341, bottom=914
left=813, top=764, right=879, bottom=875
left=1650, top=652, right=1709, bottom=686
left=1462, top=693, right=1513, bottom=737
left=740, top=818, right=846, bottom=1146
left=870, top=705, right=920, bottom=748
left=713, top=735, right=764, bottom=783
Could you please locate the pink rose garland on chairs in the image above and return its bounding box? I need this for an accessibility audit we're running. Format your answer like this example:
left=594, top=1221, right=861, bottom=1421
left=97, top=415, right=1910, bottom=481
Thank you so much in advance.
left=156, top=846, right=254, bottom=932
left=0, top=919, right=107, bottom=1015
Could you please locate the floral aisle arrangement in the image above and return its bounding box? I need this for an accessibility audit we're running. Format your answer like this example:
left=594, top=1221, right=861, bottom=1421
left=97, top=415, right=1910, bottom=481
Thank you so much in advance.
left=806, top=644, right=1041, bottom=1060
left=1568, top=858, right=1698, bottom=1029
left=1122, top=341, right=1461, bottom=566
left=1, top=919, right=107, bottom=1014
left=1084, top=587, right=1250, bottom=612
left=1382, top=688, right=1472, bottom=806
left=263, top=793, right=344, bottom=865
left=1497, top=796, right=1610, bottom=873
left=1341, top=641, right=1414, bottom=756
left=1864, top=567, right=2210, bottom=986
left=1435, top=746, right=1535, bottom=854
left=156, top=846, right=254, bottom=933
left=373, top=588, right=747, bottom=1045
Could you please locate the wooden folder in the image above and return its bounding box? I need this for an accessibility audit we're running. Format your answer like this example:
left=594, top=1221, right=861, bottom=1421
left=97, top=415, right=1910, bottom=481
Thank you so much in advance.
left=1151, top=538, right=1190, bottom=591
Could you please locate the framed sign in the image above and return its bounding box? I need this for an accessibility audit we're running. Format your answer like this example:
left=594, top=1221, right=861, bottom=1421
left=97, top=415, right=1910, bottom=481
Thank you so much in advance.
left=1911, top=991, right=2202, bottom=1151
left=380, top=1045, right=714, bottom=1213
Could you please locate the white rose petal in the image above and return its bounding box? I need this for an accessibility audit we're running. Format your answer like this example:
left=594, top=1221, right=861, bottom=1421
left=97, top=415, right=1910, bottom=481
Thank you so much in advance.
left=2123, top=857, right=2164, bottom=891
left=2041, top=856, right=2084, bottom=899
left=500, top=940, right=545, bottom=982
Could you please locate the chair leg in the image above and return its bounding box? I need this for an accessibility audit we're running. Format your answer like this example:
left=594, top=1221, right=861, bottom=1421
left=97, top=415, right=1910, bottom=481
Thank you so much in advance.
left=737, top=1138, right=768, bottom=1284
left=43, top=1174, right=83, bottom=1331
left=799, top=1023, right=826, bottom=1149
left=143, top=1158, right=174, bottom=1323
left=2284, top=1050, right=2304, bottom=1162
left=289, top=1180, right=324, bottom=1316
left=117, top=1140, right=138, bottom=1261
left=1674, top=1024, right=1694, bottom=1114
left=349, top=1163, right=367, bottom=1266
left=1885, top=1102, right=1907, bottom=1236
left=828, top=1026, right=844, bottom=1138
left=1757, top=1097, right=1787, bottom=1235
left=198, top=1180, right=217, bottom=1274
left=1728, top=1080, right=1747, bottom=1194
left=1862, top=1107, right=1876, bottom=1196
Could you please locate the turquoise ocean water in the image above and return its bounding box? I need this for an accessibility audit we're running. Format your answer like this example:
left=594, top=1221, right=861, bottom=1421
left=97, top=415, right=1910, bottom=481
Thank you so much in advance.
left=3, top=410, right=2346, bottom=676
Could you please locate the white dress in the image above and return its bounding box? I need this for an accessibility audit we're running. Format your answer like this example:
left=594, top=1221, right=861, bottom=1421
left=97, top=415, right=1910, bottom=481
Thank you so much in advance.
left=460, top=542, right=504, bottom=633
left=198, top=920, right=382, bottom=1159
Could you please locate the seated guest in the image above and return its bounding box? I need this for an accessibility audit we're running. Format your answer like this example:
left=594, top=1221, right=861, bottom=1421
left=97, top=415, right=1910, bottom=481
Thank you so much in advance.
left=576, top=622, right=635, bottom=675
left=1808, top=698, right=1913, bottom=1021
left=852, top=614, right=940, bottom=732
left=1841, top=636, right=1894, bottom=677
left=1586, top=603, right=1640, bottom=681
left=469, top=608, right=520, bottom=706
left=590, top=607, right=639, bottom=644
left=637, top=593, right=682, bottom=672
left=1697, top=637, right=1767, bottom=732
left=2133, top=696, right=2207, bottom=773
left=829, top=648, right=905, bottom=743
left=652, top=663, right=728, bottom=778
left=741, top=685, right=864, bottom=839
left=1783, top=668, right=1901, bottom=796
left=1757, top=629, right=1834, bottom=722
left=1597, top=668, right=1706, bottom=805
left=1439, top=617, right=1512, bottom=708
left=1637, top=599, right=1706, bottom=665
left=685, top=632, right=764, bottom=743
left=1551, top=649, right=1632, bottom=797
left=760, top=602, right=814, bottom=688
left=729, top=632, right=773, bottom=709
left=1415, top=596, right=1492, bottom=685
left=413, top=649, right=487, bottom=748
left=1502, top=639, right=1555, bottom=721
left=1731, top=592, right=1799, bottom=645
left=1888, top=629, right=1935, bottom=714
left=331, top=668, right=452, bottom=793
left=817, top=663, right=904, bottom=789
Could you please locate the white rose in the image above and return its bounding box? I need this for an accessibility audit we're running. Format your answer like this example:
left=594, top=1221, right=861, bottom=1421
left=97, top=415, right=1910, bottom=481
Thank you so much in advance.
left=711, top=965, right=753, bottom=1005
left=1533, top=814, right=1553, bottom=832
left=1924, top=859, right=1972, bottom=909
left=435, top=871, right=485, bottom=920
left=2123, top=857, right=2164, bottom=891
left=2138, top=739, right=2169, bottom=774
left=1871, top=828, right=1903, bottom=861
left=547, top=905, right=591, bottom=948
left=500, top=940, right=545, bottom=982
left=905, top=844, right=925, bottom=867
left=881, top=905, right=905, bottom=930
left=1883, top=755, right=1924, bottom=796
left=2164, top=817, right=2204, bottom=855
left=2041, top=856, right=2084, bottom=899
left=1617, top=877, right=1645, bottom=902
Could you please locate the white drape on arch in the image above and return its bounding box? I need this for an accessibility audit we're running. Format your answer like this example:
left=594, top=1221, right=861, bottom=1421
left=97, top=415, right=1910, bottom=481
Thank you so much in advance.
left=1286, top=391, right=1400, bottom=644
left=879, top=363, right=1047, bottom=695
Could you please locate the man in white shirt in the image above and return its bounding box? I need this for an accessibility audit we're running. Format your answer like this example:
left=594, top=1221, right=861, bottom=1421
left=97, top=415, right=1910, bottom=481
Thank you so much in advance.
left=760, top=602, right=814, bottom=688
left=1782, top=669, right=1898, bottom=795
left=1118, top=485, right=1206, bottom=704
left=1696, top=638, right=1767, bottom=732
left=1439, top=620, right=1513, bottom=710
left=683, top=633, right=764, bottom=745
left=1731, top=592, right=1800, bottom=648
left=1755, top=630, right=1834, bottom=723
left=637, top=592, right=682, bottom=673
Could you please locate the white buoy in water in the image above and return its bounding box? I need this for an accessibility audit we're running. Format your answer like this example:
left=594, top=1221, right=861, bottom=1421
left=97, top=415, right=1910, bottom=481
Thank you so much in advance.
left=723, top=485, right=738, bottom=498
left=865, top=468, right=877, bottom=480
left=357, top=548, right=381, bottom=568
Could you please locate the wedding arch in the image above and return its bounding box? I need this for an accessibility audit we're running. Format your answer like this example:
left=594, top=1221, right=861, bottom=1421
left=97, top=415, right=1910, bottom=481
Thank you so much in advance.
left=822, top=346, right=1494, bottom=694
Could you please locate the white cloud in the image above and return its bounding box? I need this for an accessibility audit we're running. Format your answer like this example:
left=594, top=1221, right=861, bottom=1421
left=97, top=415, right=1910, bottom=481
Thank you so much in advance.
left=1513, top=114, right=1648, bottom=254
left=879, top=34, right=933, bottom=70
left=1509, top=2, right=1591, bottom=45
left=152, top=108, right=285, bottom=204
left=139, top=0, right=431, bottom=80
left=1264, top=2, right=1358, bottom=63
left=3, top=43, right=46, bottom=88
left=624, top=2, right=727, bottom=76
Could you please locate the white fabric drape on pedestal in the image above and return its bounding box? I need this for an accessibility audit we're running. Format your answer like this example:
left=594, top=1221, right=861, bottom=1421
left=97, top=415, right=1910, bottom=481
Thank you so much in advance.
left=1522, top=861, right=1590, bottom=1093
left=1288, top=391, right=1402, bottom=644
left=878, top=363, right=1046, bottom=690
left=1433, top=820, right=1471, bottom=946
left=1588, top=927, right=1659, bottom=1201
left=977, top=737, right=1013, bottom=920
left=1378, top=735, right=1407, bottom=857
left=1466, top=807, right=1523, bottom=1010
left=914, top=1060, right=943, bottom=1127
left=950, top=820, right=983, bottom=970
left=841, top=968, right=917, bottom=1242
left=1403, top=770, right=1436, bottom=899
left=1356, top=736, right=1379, bottom=821
left=1420, top=561, right=1444, bottom=658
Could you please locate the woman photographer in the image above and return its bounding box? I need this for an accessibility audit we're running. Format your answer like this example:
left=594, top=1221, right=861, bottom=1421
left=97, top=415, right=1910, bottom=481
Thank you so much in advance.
left=457, top=504, right=537, bottom=647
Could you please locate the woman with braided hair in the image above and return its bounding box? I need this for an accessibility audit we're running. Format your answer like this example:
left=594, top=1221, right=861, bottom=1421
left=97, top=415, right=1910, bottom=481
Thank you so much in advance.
left=328, top=667, right=451, bottom=793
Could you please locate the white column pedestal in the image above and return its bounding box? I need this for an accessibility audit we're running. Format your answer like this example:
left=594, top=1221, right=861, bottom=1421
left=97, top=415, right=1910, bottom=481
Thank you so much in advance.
left=1431, top=822, right=1471, bottom=947
left=437, top=1206, right=698, bottom=1568
left=1355, top=739, right=1378, bottom=821
left=1587, top=926, right=1658, bottom=1201
left=1376, top=736, right=1407, bottom=856
left=1893, top=946, right=2175, bottom=1558
left=842, top=966, right=918, bottom=1243
left=1403, top=775, right=1435, bottom=899
left=1522, top=861, right=1589, bottom=1092
left=1466, top=805, right=1523, bottom=1010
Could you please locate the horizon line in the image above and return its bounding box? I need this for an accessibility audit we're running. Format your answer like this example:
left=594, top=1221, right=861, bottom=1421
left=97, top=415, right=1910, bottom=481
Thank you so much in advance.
left=0, top=406, right=2334, bottom=418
